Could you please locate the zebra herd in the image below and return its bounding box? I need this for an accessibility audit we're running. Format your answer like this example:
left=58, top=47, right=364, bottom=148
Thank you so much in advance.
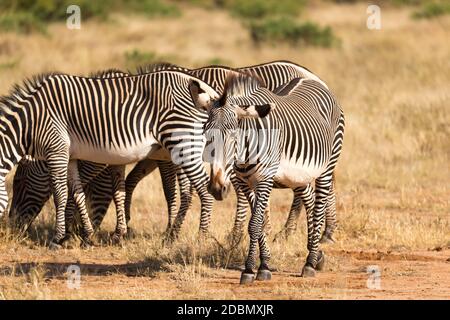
left=0, top=60, right=345, bottom=284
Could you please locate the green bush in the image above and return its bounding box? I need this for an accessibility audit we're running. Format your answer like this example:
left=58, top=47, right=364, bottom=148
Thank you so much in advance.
left=0, top=0, right=180, bottom=34
left=228, top=0, right=305, bottom=19
left=250, top=18, right=337, bottom=47
left=0, top=12, right=46, bottom=34
left=0, top=0, right=109, bottom=21
left=413, top=1, right=450, bottom=18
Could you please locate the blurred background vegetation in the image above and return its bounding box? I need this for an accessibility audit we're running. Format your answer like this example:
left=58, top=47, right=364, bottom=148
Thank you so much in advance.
left=1, top=0, right=449, bottom=39
left=0, top=0, right=449, bottom=192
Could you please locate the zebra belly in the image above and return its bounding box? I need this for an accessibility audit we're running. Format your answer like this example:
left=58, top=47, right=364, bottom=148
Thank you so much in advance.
left=274, top=158, right=326, bottom=188
left=69, top=134, right=164, bottom=165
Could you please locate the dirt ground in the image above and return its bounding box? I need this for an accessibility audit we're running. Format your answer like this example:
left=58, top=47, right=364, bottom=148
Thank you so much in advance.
left=1, top=244, right=449, bottom=299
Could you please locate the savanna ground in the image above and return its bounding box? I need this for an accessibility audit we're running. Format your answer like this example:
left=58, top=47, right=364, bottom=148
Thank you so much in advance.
left=0, top=1, right=449, bottom=299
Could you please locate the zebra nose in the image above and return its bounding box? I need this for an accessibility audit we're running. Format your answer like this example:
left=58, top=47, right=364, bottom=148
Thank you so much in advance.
left=207, top=182, right=225, bottom=201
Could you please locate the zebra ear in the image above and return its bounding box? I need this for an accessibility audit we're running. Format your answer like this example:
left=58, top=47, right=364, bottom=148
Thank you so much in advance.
left=189, top=80, right=213, bottom=111
left=236, top=103, right=275, bottom=119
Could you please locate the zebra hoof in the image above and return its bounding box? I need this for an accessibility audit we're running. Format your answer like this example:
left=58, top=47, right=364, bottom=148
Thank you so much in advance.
left=240, top=272, right=255, bottom=285
left=256, top=269, right=272, bottom=281
left=316, top=251, right=325, bottom=271
left=301, top=265, right=316, bottom=278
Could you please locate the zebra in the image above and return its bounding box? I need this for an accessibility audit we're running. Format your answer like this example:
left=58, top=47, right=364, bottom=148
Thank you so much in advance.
left=200, top=73, right=345, bottom=283
left=9, top=69, right=190, bottom=238
left=0, top=68, right=219, bottom=248
left=9, top=69, right=118, bottom=236
left=8, top=69, right=188, bottom=241
left=126, top=61, right=338, bottom=242
left=9, top=61, right=338, bottom=244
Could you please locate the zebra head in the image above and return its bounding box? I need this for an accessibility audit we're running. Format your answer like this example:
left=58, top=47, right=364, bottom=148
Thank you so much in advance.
left=9, top=157, right=51, bottom=235
left=199, top=73, right=276, bottom=200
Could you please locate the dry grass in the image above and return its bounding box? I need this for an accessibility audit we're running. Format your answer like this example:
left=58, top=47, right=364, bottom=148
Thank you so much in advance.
left=0, top=2, right=449, bottom=299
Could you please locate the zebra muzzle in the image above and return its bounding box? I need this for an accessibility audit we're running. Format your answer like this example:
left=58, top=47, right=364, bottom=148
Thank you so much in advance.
left=207, top=181, right=230, bottom=201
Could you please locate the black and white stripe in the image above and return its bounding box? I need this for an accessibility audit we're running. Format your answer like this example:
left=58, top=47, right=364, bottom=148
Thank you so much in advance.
left=10, top=61, right=338, bottom=243
left=201, top=73, right=345, bottom=283
left=0, top=68, right=219, bottom=247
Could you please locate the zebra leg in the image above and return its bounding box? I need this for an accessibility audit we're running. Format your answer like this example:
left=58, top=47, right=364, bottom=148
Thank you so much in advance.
left=64, top=196, right=78, bottom=236
left=87, top=168, right=113, bottom=231
left=274, top=189, right=304, bottom=242
left=321, top=112, right=345, bottom=243
left=0, top=176, right=7, bottom=220
left=109, top=165, right=128, bottom=244
left=197, top=182, right=214, bottom=237
left=156, top=160, right=178, bottom=233
left=45, top=154, right=68, bottom=245
left=67, top=160, right=95, bottom=247
left=165, top=169, right=193, bottom=242
left=321, top=181, right=337, bottom=243
left=124, top=159, right=157, bottom=228
left=295, top=184, right=317, bottom=277
left=63, top=196, right=83, bottom=248
left=262, top=198, right=272, bottom=237
left=179, top=165, right=213, bottom=238
left=46, top=151, right=70, bottom=248
left=301, top=178, right=331, bottom=277
left=166, top=134, right=213, bottom=239
left=227, top=178, right=249, bottom=246
left=241, top=180, right=273, bottom=284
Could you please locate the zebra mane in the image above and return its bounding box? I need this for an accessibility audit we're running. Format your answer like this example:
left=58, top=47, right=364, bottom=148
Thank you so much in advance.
left=220, top=71, right=266, bottom=103
left=0, top=72, right=62, bottom=115
left=134, top=62, right=185, bottom=75
left=89, top=68, right=128, bottom=78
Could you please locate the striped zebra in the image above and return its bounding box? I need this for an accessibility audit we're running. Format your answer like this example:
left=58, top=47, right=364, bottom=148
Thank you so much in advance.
left=127, top=61, right=338, bottom=242
left=200, top=73, right=345, bottom=283
left=10, top=70, right=117, bottom=236
left=9, top=61, right=338, bottom=243
left=8, top=69, right=188, bottom=239
left=0, top=68, right=219, bottom=248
